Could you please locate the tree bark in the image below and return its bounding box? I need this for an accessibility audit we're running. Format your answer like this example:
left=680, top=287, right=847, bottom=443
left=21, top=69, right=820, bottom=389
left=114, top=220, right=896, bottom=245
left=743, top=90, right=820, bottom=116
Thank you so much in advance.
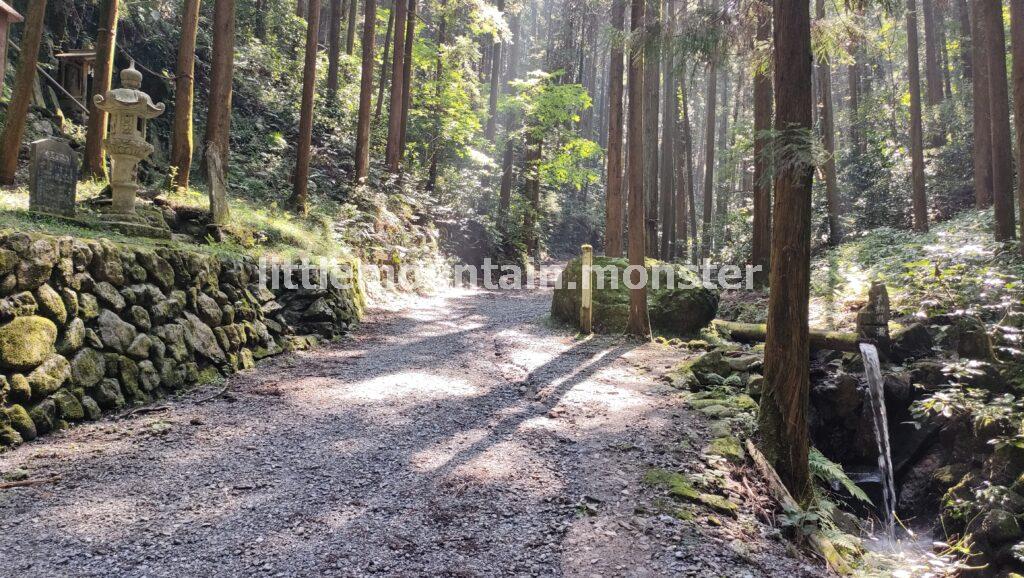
left=171, top=0, right=202, bottom=191
left=398, top=0, right=416, bottom=158
left=643, top=0, right=661, bottom=257
left=202, top=0, right=237, bottom=177
left=979, top=0, right=1016, bottom=241
left=626, top=0, right=651, bottom=337
left=354, top=0, right=377, bottom=180
left=427, top=5, right=447, bottom=192
left=752, top=0, right=772, bottom=285
left=658, top=0, right=676, bottom=259
left=956, top=0, right=973, bottom=78
left=758, top=0, right=813, bottom=503
left=700, top=58, right=718, bottom=261
left=970, top=0, right=993, bottom=207
left=374, top=8, right=395, bottom=121
left=346, top=0, right=358, bottom=54
left=605, top=0, right=626, bottom=257
left=1012, top=0, right=1024, bottom=253
left=290, top=0, right=322, bottom=215
left=0, top=0, right=47, bottom=185
left=815, top=0, right=841, bottom=245
left=523, top=133, right=542, bottom=258
left=327, top=0, right=343, bottom=100
left=485, top=0, right=506, bottom=141
left=680, top=68, right=697, bottom=261
left=922, top=0, right=944, bottom=106
left=83, top=0, right=119, bottom=180
left=907, top=0, right=928, bottom=232
left=384, top=0, right=408, bottom=172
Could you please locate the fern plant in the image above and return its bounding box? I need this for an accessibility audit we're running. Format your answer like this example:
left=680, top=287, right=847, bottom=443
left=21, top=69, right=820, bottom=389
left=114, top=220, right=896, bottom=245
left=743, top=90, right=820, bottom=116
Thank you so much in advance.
left=809, top=447, right=873, bottom=505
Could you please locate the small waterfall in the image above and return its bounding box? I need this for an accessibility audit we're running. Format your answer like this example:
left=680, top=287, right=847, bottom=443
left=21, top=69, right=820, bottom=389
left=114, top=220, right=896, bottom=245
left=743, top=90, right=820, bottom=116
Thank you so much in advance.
left=860, top=342, right=897, bottom=536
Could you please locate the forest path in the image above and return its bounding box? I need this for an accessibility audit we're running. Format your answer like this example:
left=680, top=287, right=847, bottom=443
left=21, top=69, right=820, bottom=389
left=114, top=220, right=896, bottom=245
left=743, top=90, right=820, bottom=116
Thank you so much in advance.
left=0, top=281, right=818, bottom=577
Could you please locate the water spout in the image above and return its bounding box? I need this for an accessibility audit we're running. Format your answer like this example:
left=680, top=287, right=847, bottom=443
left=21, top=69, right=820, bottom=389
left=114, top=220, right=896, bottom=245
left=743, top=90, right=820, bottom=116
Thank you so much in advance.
left=860, top=342, right=896, bottom=537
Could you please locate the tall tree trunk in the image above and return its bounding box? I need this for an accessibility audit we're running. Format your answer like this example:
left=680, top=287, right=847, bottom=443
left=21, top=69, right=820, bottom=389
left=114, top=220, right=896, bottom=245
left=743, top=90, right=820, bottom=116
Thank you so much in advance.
left=626, top=0, right=651, bottom=337
left=398, top=0, right=416, bottom=158
left=523, top=133, right=543, bottom=258
left=751, top=0, right=772, bottom=285
left=384, top=0, right=408, bottom=172
left=658, top=0, right=676, bottom=259
left=758, top=0, right=813, bottom=502
left=681, top=69, right=697, bottom=261
left=346, top=0, right=358, bottom=54
left=907, top=0, right=928, bottom=232
left=354, top=0, right=377, bottom=180
left=971, top=0, right=993, bottom=207
left=1012, top=0, right=1024, bottom=253
left=922, top=0, right=945, bottom=106
left=605, top=0, right=626, bottom=257
left=713, top=65, right=731, bottom=249
left=956, top=0, right=973, bottom=78
left=979, top=0, right=1016, bottom=240
left=83, top=0, right=119, bottom=180
left=643, top=0, right=661, bottom=257
left=427, top=4, right=447, bottom=192
left=202, top=0, right=236, bottom=177
left=485, top=0, right=506, bottom=141
left=815, top=0, right=841, bottom=245
left=374, top=8, right=395, bottom=121
left=0, top=0, right=47, bottom=185
left=290, top=0, right=321, bottom=215
left=327, top=0, right=343, bottom=100
left=171, top=0, right=202, bottom=192
left=700, top=58, right=718, bottom=261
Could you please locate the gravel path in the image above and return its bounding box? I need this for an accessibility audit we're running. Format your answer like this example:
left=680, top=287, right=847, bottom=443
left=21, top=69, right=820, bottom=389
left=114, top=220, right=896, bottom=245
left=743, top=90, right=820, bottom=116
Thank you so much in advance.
left=0, top=281, right=821, bottom=577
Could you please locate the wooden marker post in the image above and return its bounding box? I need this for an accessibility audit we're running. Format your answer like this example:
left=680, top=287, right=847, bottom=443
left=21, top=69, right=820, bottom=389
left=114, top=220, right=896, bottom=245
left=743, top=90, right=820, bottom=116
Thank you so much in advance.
left=580, top=244, right=593, bottom=334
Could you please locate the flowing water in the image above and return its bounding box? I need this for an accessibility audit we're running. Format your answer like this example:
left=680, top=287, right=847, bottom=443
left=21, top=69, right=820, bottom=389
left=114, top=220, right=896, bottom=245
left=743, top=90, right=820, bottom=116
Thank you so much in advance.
left=860, top=342, right=897, bottom=537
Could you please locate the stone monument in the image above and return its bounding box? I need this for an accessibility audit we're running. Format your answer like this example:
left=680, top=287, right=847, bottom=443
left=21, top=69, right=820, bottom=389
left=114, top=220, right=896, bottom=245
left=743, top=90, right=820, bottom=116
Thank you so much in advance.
left=93, top=62, right=165, bottom=214
left=28, top=138, right=78, bottom=217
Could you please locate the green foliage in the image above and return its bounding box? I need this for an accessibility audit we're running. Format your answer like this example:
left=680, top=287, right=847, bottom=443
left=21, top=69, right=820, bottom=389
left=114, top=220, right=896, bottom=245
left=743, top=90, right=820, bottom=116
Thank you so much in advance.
left=809, top=448, right=873, bottom=505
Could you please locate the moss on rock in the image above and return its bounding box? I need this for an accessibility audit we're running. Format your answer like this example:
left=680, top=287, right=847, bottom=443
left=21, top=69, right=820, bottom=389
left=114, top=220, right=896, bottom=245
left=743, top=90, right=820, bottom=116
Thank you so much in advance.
left=6, top=404, right=36, bottom=441
left=551, top=257, right=719, bottom=335
left=26, top=354, right=71, bottom=399
left=0, top=315, right=58, bottom=370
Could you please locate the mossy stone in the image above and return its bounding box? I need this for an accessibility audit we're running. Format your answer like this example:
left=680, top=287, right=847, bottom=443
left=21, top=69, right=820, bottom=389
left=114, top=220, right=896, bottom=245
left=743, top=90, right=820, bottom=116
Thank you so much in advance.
left=643, top=469, right=701, bottom=500
left=696, top=493, right=739, bottom=516
left=81, top=395, right=102, bottom=421
left=78, top=293, right=100, bottom=319
left=58, top=317, right=86, bottom=354
left=706, top=436, right=745, bottom=464
left=27, top=354, right=71, bottom=398
left=0, top=423, right=22, bottom=446
left=551, top=257, right=719, bottom=335
left=89, top=379, right=125, bottom=410
left=29, top=398, right=57, bottom=434
left=53, top=389, right=85, bottom=421
left=6, top=404, right=37, bottom=441
left=0, top=315, right=58, bottom=370
left=9, top=373, right=31, bottom=403
left=34, top=284, right=67, bottom=325
left=70, top=348, right=105, bottom=388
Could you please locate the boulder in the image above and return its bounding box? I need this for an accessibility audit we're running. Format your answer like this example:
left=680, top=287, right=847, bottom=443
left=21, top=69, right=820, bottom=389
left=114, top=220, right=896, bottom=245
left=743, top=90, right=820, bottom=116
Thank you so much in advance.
left=78, top=293, right=100, bottom=319
left=26, top=354, right=71, bottom=398
left=126, top=334, right=152, bottom=359
left=34, top=284, right=67, bottom=325
left=551, top=257, right=719, bottom=335
left=137, top=360, right=160, bottom=391
left=891, top=323, right=934, bottom=360
left=0, top=315, right=57, bottom=370
left=9, top=374, right=31, bottom=403
left=128, top=305, right=152, bottom=331
left=52, top=389, right=84, bottom=421
left=181, top=312, right=226, bottom=364
left=89, top=379, right=125, bottom=409
left=58, top=318, right=86, bottom=354
left=195, top=293, right=223, bottom=327
left=6, top=404, right=36, bottom=441
left=60, top=287, right=78, bottom=318
left=70, top=348, right=106, bottom=388
left=96, top=310, right=137, bottom=353
left=0, top=291, right=38, bottom=320
left=81, top=396, right=102, bottom=420
left=93, top=281, right=126, bottom=311
left=978, top=510, right=1023, bottom=545
left=16, top=239, right=56, bottom=290
left=136, top=251, right=174, bottom=291
left=29, top=398, right=57, bottom=434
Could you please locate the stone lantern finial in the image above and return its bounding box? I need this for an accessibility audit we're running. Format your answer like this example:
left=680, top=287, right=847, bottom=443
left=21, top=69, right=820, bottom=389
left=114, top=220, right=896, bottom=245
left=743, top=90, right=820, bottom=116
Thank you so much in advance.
left=120, top=60, right=142, bottom=89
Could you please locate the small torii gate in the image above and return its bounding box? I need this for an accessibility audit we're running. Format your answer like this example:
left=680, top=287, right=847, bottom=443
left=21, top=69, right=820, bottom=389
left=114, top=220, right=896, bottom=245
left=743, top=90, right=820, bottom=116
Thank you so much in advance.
left=0, top=1, right=24, bottom=97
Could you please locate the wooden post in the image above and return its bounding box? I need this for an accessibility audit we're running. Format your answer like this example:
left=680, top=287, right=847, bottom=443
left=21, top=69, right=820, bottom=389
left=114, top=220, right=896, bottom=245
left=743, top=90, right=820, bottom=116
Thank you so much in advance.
left=0, top=2, right=24, bottom=98
left=580, top=244, right=593, bottom=334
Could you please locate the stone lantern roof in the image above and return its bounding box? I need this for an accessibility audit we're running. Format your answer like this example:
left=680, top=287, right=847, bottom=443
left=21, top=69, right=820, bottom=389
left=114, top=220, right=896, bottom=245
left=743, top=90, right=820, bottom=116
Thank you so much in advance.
left=93, top=62, right=166, bottom=118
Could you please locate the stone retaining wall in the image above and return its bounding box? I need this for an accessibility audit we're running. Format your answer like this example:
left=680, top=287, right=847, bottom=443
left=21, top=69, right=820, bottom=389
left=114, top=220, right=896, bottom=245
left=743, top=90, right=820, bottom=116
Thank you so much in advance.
left=0, top=232, right=362, bottom=448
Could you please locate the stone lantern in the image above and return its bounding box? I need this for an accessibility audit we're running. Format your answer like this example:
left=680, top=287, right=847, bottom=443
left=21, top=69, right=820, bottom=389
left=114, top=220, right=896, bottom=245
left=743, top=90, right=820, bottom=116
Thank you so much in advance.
left=94, top=62, right=165, bottom=214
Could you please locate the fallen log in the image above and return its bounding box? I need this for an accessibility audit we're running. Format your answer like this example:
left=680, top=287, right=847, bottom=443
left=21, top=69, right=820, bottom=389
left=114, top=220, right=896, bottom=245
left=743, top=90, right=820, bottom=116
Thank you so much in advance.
left=745, top=439, right=853, bottom=575
left=712, top=320, right=860, bottom=353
